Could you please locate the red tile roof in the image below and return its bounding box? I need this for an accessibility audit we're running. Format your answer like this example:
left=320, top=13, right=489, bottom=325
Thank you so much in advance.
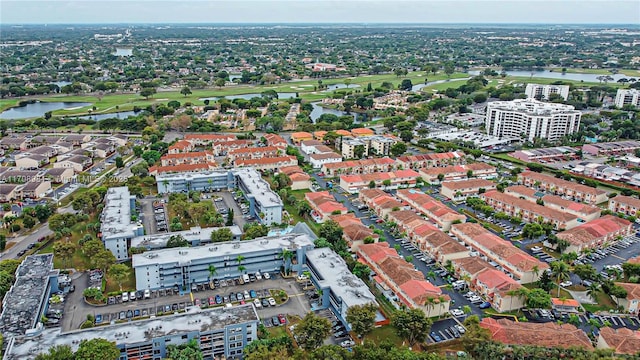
left=184, top=134, right=236, bottom=142
left=480, top=318, right=593, bottom=349
left=235, top=156, right=297, bottom=167
left=598, top=327, right=640, bottom=355
left=519, top=171, right=606, bottom=197
left=149, top=163, right=217, bottom=174
left=551, top=298, right=580, bottom=307
left=615, top=282, right=640, bottom=301
left=610, top=195, right=640, bottom=210
left=358, top=242, right=399, bottom=264
left=557, top=215, right=631, bottom=246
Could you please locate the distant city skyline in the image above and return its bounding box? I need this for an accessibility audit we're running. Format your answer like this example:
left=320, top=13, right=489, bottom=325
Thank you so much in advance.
left=2, top=0, right=639, bottom=25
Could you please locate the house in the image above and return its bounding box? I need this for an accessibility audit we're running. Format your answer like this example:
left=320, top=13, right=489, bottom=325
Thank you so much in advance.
left=234, top=156, right=298, bottom=171
left=27, top=146, right=58, bottom=159
left=63, top=134, right=92, bottom=146
left=331, top=213, right=378, bottom=249
left=358, top=189, right=404, bottom=218
left=53, top=155, right=92, bottom=173
left=479, top=318, right=593, bottom=350
left=263, top=134, right=288, bottom=149
left=45, top=168, right=74, bottom=183
left=290, top=132, right=313, bottom=145
left=305, top=191, right=347, bottom=222
left=309, top=152, right=342, bottom=169
left=440, top=179, right=496, bottom=202
left=20, top=180, right=52, bottom=199
left=339, top=169, right=419, bottom=194
left=90, top=142, right=116, bottom=158
left=322, top=157, right=396, bottom=176
left=0, top=184, right=19, bottom=202
left=451, top=223, right=549, bottom=283
left=481, top=191, right=580, bottom=230
left=551, top=298, right=581, bottom=312
left=518, top=171, right=608, bottom=204
left=396, top=189, right=466, bottom=231
left=0, top=169, right=42, bottom=183
left=597, top=327, right=640, bottom=355
left=167, top=140, right=193, bottom=154
left=395, top=151, right=466, bottom=169
left=0, top=137, right=29, bottom=150
left=475, top=269, right=525, bottom=312
left=556, top=215, right=633, bottom=253
left=609, top=195, right=640, bottom=217
left=15, top=154, right=48, bottom=170
left=278, top=166, right=311, bottom=191
left=109, top=134, right=129, bottom=147
left=161, top=151, right=216, bottom=167
left=149, top=163, right=218, bottom=176
left=300, top=140, right=324, bottom=155
left=312, top=131, right=328, bottom=141
left=612, top=282, right=640, bottom=314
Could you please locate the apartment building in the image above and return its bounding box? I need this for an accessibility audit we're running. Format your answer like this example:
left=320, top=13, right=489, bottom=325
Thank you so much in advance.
left=451, top=256, right=495, bottom=281
left=350, top=128, right=375, bottom=137
left=309, top=152, right=343, bottom=169
left=300, top=140, right=325, bottom=155
left=358, top=189, right=404, bottom=218
left=525, top=83, right=570, bottom=101
left=450, top=223, right=549, bottom=283
left=160, top=151, right=216, bottom=167
left=321, top=157, right=396, bottom=176
left=480, top=318, right=593, bottom=350
left=291, top=132, right=313, bottom=145
left=263, top=133, right=288, bottom=149
left=167, top=140, right=193, bottom=154
left=556, top=215, right=633, bottom=253
left=396, top=189, right=466, bottom=231
left=613, top=282, right=640, bottom=314
left=481, top=191, right=579, bottom=230
left=227, top=146, right=282, bottom=161
left=608, top=195, right=640, bottom=217
left=419, top=163, right=497, bottom=183
left=149, top=163, right=218, bottom=176
left=339, top=135, right=397, bottom=158
left=485, top=98, right=581, bottom=142
left=278, top=166, right=311, bottom=190
left=339, top=169, right=419, bottom=194
left=597, top=327, right=640, bottom=355
left=235, top=155, right=298, bottom=171
left=475, top=269, right=525, bottom=312
left=395, top=151, right=467, bottom=170
left=582, top=140, right=640, bottom=157
left=131, top=226, right=242, bottom=252
left=413, top=226, right=469, bottom=264
left=210, top=140, right=254, bottom=156
left=506, top=185, right=601, bottom=222
left=305, top=191, right=348, bottom=222
left=518, top=171, right=608, bottom=204
left=440, top=178, right=497, bottom=202
left=357, top=242, right=449, bottom=317
left=53, top=155, right=93, bottom=173
left=510, top=146, right=578, bottom=163
left=133, top=232, right=314, bottom=290
left=614, top=89, right=640, bottom=108
left=183, top=134, right=237, bottom=145
left=100, top=187, right=145, bottom=261
left=330, top=213, right=378, bottom=249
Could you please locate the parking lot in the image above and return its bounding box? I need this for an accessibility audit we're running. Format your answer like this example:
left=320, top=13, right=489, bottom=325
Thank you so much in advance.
left=427, top=318, right=467, bottom=344
left=523, top=308, right=640, bottom=337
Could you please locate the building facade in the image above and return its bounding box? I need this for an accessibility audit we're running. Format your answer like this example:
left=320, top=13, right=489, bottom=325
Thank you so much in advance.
left=614, top=89, right=640, bottom=108
left=100, top=187, right=145, bottom=261
left=525, top=83, right=570, bottom=101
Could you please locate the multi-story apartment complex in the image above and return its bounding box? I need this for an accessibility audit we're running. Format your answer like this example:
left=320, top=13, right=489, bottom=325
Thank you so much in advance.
left=133, top=231, right=314, bottom=290
left=339, top=169, right=419, bottom=193
left=155, top=168, right=283, bottom=225
left=450, top=223, right=549, bottom=283
left=556, top=215, right=633, bottom=254
left=485, top=99, right=581, bottom=142
left=395, top=151, right=467, bottom=169
left=582, top=140, right=640, bottom=157
left=614, top=89, right=640, bottom=108
left=440, top=178, right=497, bottom=202
left=505, top=185, right=601, bottom=222
left=518, top=171, right=608, bottom=204
left=339, top=135, right=397, bottom=159
left=5, top=304, right=260, bottom=360
left=609, top=195, right=640, bottom=217
left=396, top=189, right=466, bottom=231
left=305, top=191, right=348, bottom=222
left=321, top=157, right=396, bottom=176
left=509, top=146, right=578, bottom=163
left=525, top=83, right=570, bottom=101
left=227, top=146, right=282, bottom=161
left=330, top=213, right=378, bottom=249
left=419, top=163, right=497, bottom=183
left=358, top=189, right=404, bottom=218
left=160, top=151, right=216, bottom=167
left=481, top=191, right=580, bottom=230
left=235, top=155, right=298, bottom=171
left=100, top=187, right=145, bottom=261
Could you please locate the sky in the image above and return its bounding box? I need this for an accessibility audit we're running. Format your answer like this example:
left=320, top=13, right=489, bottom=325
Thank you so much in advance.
left=2, top=0, right=639, bottom=25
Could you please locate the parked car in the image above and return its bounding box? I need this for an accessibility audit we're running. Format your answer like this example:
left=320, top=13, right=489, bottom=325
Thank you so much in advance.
left=263, top=272, right=271, bottom=280
left=268, top=297, right=276, bottom=306
left=271, top=316, right=280, bottom=326
left=121, top=292, right=129, bottom=302
left=340, top=340, right=355, bottom=348
left=278, top=314, right=286, bottom=324
left=450, top=309, right=464, bottom=317
left=479, top=302, right=492, bottom=309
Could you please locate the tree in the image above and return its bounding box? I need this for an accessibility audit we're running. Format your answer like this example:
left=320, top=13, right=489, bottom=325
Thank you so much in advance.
left=140, top=87, right=156, bottom=100
left=368, top=180, right=376, bottom=189
left=108, top=264, right=130, bottom=291
left=353, top=145, right=366, bottom=159
left=115, top=156, right=124, bottom=168
left=53, top=242, right=76, bottom=268
left=352, top=263, right=371, bottom=279
left=82, top=239, right=104, bottom=258
left=93, top=249, right=116, bottom=274
left=22, top=215, right=36, bottom=229
left=166, top=339, right=203, bottom=360
left=437, top=173, right=445, bottom=183
left=215, top=78, right=226, bottom=88
left=34, top=345, right=75, bottom=360
left=390, top=142, right=407, bottom=157
left=0, top=271, right=14, bottom=298
left=551, top=261, right=570, bottom=297
left=180, top=86, right=192, bottom=97
left=526, top=288, right=552, bottom=309
left=0, top=235, right=5, bottom=252
left=400, top=79, right=413, bottom=91
left=443, top=62, right=455, bottom=78
left=167, top=234, right=189, bottom=248
left=346, top=303, right=377, bottom=343
left=210, top=227, right=233, bottom=243
left=293, top=312, right=332, bottom=351
left=318, top=220, right=343, bottom=244
left=75, top=338, right=120, bottom=360
left=461, top=315, right=491, bottom=354
left=391, top=308, right=432, bottom=346
left=399, top=130, right=413, bottom=143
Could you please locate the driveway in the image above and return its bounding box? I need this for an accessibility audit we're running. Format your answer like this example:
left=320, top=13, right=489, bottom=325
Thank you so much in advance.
left=139, top=196, right=159, bottom=235
left=216, top=191, right=246, bottom=229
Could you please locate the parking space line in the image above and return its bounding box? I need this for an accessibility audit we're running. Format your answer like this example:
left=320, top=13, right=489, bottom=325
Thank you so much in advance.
left=610, top=254, right=625, bottom=260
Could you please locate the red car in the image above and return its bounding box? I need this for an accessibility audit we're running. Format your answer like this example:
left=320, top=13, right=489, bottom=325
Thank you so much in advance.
left=208, top=297, right=215, bottom=306
left=240, top=300, right=245, bottom=305
left=376, top=219, right=384, bottom=223
left=278, top=314, right=286, bottom=324
left=318, top=172, right=325, bottom=177
left=195, top=299, right=201, bottom=307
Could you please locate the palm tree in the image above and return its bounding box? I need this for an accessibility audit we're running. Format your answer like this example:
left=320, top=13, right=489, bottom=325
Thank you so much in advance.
left=208, top=264, right=217, bottom=281
left=551, top=261, right=570, bottom=297
left=586, top=283, right=600, bottom=302
left=280, top=249, right=294, bottom=275
left=236, top=255, right=244, bottom=265
left=424, top=296, right=437, bottom=317
left=238, top=265, right=246, bottom=274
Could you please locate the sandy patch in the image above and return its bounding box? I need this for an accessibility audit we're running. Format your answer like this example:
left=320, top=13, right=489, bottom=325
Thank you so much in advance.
left=155, top=98, right=169, bottom=101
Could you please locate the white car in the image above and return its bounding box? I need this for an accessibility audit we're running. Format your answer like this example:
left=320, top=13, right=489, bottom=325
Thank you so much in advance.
left=340, top=340, right=355, bottom=348
left=297, top=274, right=309, bottom=281
left=144, top=289, right=151, bottom=299
left=263, top=272, right=271, bottom=280
left=560, top=281, right=573, bottom=287
left=450, top=309, right=464, bottom=317
left=455, top=324, right=466, bottom=334
left=531, top=246, right=543, bottom=252
left=253, top=298, right=262, bottom=308
left=255, top=272, right=262, bottom=281
left=268, top=297, right=277, bottom=306
left=121, top=292, right=129, bottom=302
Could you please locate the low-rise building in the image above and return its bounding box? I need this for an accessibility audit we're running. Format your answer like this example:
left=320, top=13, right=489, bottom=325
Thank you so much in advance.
left=597, top=327, right=640, bottom=355
left=100, top=187, right=145, bottom=261
left=608, top=195, right=640, bottom=217
left=305, top=191, right=347, bottom=222
left=130, top=226, right=242, bottom=252
left=227, top=146, right=282, bottom=162
left=235, top=155, right=298, bottom=171
left=479, top=318, right=593, bottom=350
left=149, top=163, right=218, bottom=176
left=551, top=298, right=581, bottom=312
left=15, top=154, right=48, bottom=169
left=183, top=134, right=237, bottom=146
left=582, top=140, right=640, bottom=157
left=505, top=185, right=601, bottom=222
left=556, top=215, right=632, bottom=253
left=331, top=213, right=378, bottom=249
left=475, top=269, right=525, bottom=312
left=263, top=133, right=288, bottom=149
left=481, top=191, right=579, bottom=230
left=350, top=128, right=375, bottom=137
left=53, top=155, right=92, bottom=173
left=45, top=167, right=74, bottom=183
left=612, top=282, right=640, bottom=314
left=300, top=140, right=325, bottom=154
left=309, top=152, right=342, bottom=169
left=440, top=178, right=496, bottom=202
left=395, top=151, right=467, bottom=169
left=306, top=248, right=379, bottom=330
left=321, top=157, right=396, bottom=176
left=451, top=223, right=549, bottom=283
left=419, top=163, right=497, bottom=183
left=414, top=227, right=469, bottom=263
left=339, top=169, right=419, bottom=194
left=167, top=140, right=194, bottom=154
left=452, top=256, right=494, bottom=281
left=358, top=189, right=404, bottom=218
left=396, top=189, right=466, bottom=231
left=290, top=132, right=313, bottom=145
left=279, top=166, right=311, bottom=190
left=20, top=180, right=51, bottom=199
left=510, top=146, right=578, bottom=163
left=0, top=184, right=19, bottom=202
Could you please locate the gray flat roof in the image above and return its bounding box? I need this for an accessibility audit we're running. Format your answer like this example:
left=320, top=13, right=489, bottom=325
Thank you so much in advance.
left=133, top=232, right=314, bottom=268
left=4, top=304, right=259, bottom=360
left=306, top=248, right=377, bottom=308
left=130, top=225, right=242, bottom=249
left=0, top=254, right=56, bottom=339
left=235, top=168, right=282, bottom=208
left=100, top=187, right=135, bottom=240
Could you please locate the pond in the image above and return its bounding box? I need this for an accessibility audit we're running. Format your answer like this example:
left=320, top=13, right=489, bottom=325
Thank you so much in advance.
left=324, top=83, right=361, bottom=91
left=468, top=70, right=632, bottom=83
left=310, top=102, right=380, bottom=123
left=114, top=47, right=133, bottom=57
left=0, top=101, right=92, bottom=120
left=199, top=92, right=298, bottom=102
left=74, top=111, right=138, bottom=121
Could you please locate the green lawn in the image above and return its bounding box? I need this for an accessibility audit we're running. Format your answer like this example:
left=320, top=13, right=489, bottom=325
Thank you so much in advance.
left=105, top=260, right=137, bottom=294
left=582, top=291, right=618, bottom=313
left=367, top=325, right=404, bottom=347
left=284, top=189, right=320, bottom=235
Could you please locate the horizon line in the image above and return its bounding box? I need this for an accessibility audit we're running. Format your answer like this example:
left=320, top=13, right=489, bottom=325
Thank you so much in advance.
left=3, top=22, right=640, bottom=26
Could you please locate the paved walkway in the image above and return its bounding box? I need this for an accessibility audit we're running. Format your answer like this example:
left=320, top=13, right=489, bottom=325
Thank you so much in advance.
left=567, top=289, right=596, bottom=305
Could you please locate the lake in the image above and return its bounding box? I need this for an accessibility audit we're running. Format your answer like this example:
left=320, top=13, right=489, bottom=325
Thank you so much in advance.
left=468, top=70, right=632, bottom=83
left=114, top=47, right=133, bottom=57
left=324, top=83, right=361, bottom=91
left=199, top=92, right=298, bottom=101
left=0, top=101, right=92, bottom=120
left=310, top=102, right=380, bottom=123
left=412, top=78, right=471, bottom=92
left=75, top=111, right=138, bottom=121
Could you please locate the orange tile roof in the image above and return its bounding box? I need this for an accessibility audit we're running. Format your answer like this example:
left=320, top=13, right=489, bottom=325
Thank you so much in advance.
left=169, top=140, right=191, bottom=151
left=441, top=178, right=496, bottom=191
left=627, top=255, right=640, bottom=265
left=542, top=194, right=601, bottom=215
left=505, top=185, right=539, bottom=198
left=615, top=282, right=640, bottom=301
left=396, top=151, right=466, bottom=163
left=480, top=318, right=593, bottom=350
left=184, top=134, right=236, bottom=142
left=551, top=298, right=580, bottom=307
left=610, top=195, right=640, bottom=209
left=557, top=215, right=631, bottom=246
left=350, top=128, right=375, bottom=135
left=476, top=269, right=520, bottom=291
left=396, top=189, right=464, bottom=222
left=520, top=171, right=606, bottom=196
left=482, top=191, right=578, bottom=223
left=358, top=242, right=400, bottom=264
left=289, top=172, right=310, bottom=182
left=335, top=130, right=352, bottom=136
left=452, top=257, right=493, bottom=277
left=310, top=152, right=342, bottom=160
left=149, top=163, right=217, bottom=174
left=228, top=146, right=280, bottom=155
left=162, top=151, right=212, bottom=160
left=598, top=327, right=640, bottom=355
left=235, top=155, right=297, bottom=167
left=291, top=131, right=313, bottom=139
left=399, top=279, right=446, bottom=304
left=341, top=170, right=419, bottom=184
